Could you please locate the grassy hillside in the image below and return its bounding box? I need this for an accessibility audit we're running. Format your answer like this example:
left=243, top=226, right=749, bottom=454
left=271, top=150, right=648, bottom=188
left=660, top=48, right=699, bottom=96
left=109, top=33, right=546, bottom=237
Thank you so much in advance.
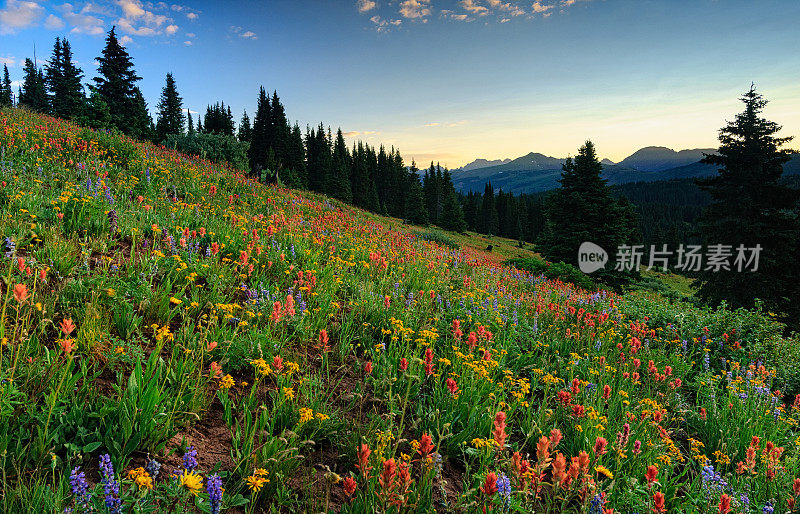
left=1, top=109, right=800, bottom=513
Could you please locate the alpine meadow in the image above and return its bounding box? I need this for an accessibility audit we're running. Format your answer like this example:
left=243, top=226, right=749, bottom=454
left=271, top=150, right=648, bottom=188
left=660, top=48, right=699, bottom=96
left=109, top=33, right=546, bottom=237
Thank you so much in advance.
left=1, top=1, right=800, bottom=513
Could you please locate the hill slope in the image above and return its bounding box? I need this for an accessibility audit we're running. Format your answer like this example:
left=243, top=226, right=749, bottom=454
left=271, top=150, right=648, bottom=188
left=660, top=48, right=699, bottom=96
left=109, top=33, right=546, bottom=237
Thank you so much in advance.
left=1, top=108, right=798, bottom=513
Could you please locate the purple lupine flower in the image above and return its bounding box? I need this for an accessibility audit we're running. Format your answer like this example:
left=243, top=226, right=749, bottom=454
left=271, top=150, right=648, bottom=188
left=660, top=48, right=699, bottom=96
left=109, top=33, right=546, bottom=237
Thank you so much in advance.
left=145, top=458, right=161, bottom=480
left=183, top=445, right=198, bottom=471
left=69, top=466, right=91, bottom=508
left=99, top=454, right=121, bottom=513
left=207, top=474, right=223, bottom=514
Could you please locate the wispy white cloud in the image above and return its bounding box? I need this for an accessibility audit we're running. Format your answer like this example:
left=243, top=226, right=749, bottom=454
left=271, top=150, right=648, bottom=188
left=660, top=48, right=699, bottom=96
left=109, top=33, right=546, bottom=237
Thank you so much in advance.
left=461, top=0, right=488, bottom=15
left=356, top=0, right=377, bottom=13
left=44, top=14, right=66, bottom=30
left=231, top=26, right=258, bottom=39
left=0, top=0, right=45, bottom=35
left=57, top=4, right=105, bottom=35
left=425, top=120, right=468, bottom=128
left=343, top=130, right=378, bottom=137
left=370, top=14, right=401, bottom=32
left=531, top=1, right=554, bottom=13
left=164, top=23, right=178, bottom=34
left=0, top=56, right=17, bottom=67
left=399, top=0, right=431, bottom=20
left=119, top=34, right=133, bottom=45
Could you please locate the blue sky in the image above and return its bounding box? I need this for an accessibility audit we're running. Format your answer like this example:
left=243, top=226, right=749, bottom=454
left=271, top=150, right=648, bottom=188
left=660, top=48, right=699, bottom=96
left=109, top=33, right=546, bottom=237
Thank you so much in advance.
left=1, top=0, right=799, bottom=167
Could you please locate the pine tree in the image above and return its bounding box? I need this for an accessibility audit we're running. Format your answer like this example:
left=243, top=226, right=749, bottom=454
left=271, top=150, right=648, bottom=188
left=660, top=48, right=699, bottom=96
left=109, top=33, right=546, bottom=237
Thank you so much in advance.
left=238, top=110, right=251, bottom=142
left=439, top=168, right=466, bottom=232
left=46, top=38, right=84, bottom=119
left=128, top=87, right=153, bottom=141
left=155, top=73, right=185, bottom=141
left=286, top=123, right=306, bottom=187
left=0, top=65, right=12, bottom=106
left=19, top=59, right=49, bottom=112
left=695, top=85, right=800, bottom=323
left=480, top=182, right=499, bottom=235
left=270, top=91, right=290, bottom=165
left=538, top=141, right=638, bottom=282
left=196, top=114, right=202, bottom=133
left=405, top=161, right=429, bottom=225
left=248, top=87, right=271, bottom=176
left=187, top=111, right=194, bottom=134
left=93, top=26, right=143, bottom=134
left=329, top=128, right=352, bottom=202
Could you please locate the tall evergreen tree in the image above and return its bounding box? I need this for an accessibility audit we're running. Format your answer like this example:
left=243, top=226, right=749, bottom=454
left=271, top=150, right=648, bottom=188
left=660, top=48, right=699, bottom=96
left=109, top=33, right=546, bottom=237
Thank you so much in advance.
left=92, top=26, right=143, bottom=134
left=187, top=110, right=194, bottom=134
left=329, top=128, right=353, bottom=202
left=45, top=38, right=84, bottom=119
left=695, top=85, right=800, bottom=323
left=539, top=141, right=638, bottom=282
left=0, top=65, right=12, bottom=106
left=285, top=122, right=306, bottom=187
left=248, top=87, right=271, bottom=176
left=19, top=59, right=49, bottom=112
left=238, top=110, right=251, bottom=142
left=405, top=161, right=429, bottom=225
left=439, top=168, right=466, bottom=232
left=480, top=182, right=499, bottom=235
left=128, top=87, right=153, bottom=141
left=155, top=73, right=185, bottom=141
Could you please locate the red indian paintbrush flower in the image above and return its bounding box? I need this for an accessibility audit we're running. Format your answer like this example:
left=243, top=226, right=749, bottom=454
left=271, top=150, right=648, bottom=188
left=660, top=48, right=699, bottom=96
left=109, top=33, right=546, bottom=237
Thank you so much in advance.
left=594, top=437, right=608, bottom=456
left=59, top=318, right=76, bottom=335
left=718, top=494, right=731, bottom=514
left=342, top=476, right=356, bottom=499
left=492, top=411, right=507, bottom=449
left=652, top=492, right=666, bottom=513
left=13, top=283, right=28, bottom=303
left=356, top=444, right=372, bottom=476
left=480, top=472, right=498, bottom=496
left=645, top=465, right=658, bottom=487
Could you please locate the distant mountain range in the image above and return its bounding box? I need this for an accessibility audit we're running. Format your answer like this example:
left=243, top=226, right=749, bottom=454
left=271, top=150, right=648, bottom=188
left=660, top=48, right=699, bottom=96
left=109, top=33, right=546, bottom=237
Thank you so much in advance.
left=457, top=158, right=511, bottom=171
left=451, top=146, right=800, bottom=194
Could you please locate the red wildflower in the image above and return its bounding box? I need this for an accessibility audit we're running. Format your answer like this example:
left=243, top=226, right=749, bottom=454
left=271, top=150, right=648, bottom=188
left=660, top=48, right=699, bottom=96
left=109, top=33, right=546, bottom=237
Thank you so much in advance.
left=645, top=465, right=658, bottom=487
left=13, top=283, right=28, bottom=303
left=378, top=459, right=397, bottom=492
left=399, top=358, right=408, bottom=372
left=59, top=338, right=76, bottom=354
left=424, top=348, right=434, bottom=376
left=593, top=437, right=608, bottom=456
left=718, top=494, right=731, bottom=514
left=549, top=428, right=563, bottom=448
left=652, top=492, right=666, bottom=513
left=446, top=378, right=459, bottom=395
left=273, top=355, right=284, bottom=371
left=59, top=318, right=76, bottom=335
left=342, top=476, right=357, bottom=499
left=571, top=377, right=581, bottom=395
left=364, top=361, right=373, bottom=375
left=418, top=434, right=434, bottom=459
left=552, top=453, right=567, bottom=487
left=481, top=472, right=498, bottom=496
left=602, top=384, right=612, bottom=400
left=536, top=436, right=551, bottom=463
left=492, top=411, right=507, bottom=449
left=356, top=444, right=372, bottom=476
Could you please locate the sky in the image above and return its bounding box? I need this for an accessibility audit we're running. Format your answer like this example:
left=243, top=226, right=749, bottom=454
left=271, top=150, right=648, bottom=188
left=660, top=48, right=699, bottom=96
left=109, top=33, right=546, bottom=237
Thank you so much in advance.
left=1, top=0, right=799, bottom=168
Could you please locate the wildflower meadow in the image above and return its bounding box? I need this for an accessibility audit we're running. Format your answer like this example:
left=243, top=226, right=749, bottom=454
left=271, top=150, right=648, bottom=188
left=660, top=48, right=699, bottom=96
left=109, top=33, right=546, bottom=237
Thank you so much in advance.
left=2, top=107, right=800, bottom=513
